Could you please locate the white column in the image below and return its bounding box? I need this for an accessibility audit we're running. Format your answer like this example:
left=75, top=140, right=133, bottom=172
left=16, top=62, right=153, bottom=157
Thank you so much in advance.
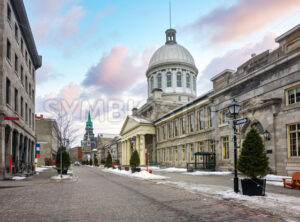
left=127, top=139, right=130, bottom=165
left=136, top=135, right=140, bottom=154
left=140, top=135, right=146, bottom=166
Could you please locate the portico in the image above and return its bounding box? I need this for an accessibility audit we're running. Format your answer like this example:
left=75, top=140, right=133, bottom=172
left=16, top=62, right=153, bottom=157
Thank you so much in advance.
left=120, top=116, right=155, bottom=166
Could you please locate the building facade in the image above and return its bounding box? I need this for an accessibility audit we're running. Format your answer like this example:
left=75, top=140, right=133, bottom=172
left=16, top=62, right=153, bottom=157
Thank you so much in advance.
left=0, top=0, right=42, bottom=179
left=69, top=146, right=82, bottom=163
left=120, top=24, right=300, bottom=175
left=35, top=115, right=59, bottom=166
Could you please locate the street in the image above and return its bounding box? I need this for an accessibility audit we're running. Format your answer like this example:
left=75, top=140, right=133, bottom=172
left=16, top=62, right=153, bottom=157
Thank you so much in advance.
left=0, top=167, right=284, bottom=222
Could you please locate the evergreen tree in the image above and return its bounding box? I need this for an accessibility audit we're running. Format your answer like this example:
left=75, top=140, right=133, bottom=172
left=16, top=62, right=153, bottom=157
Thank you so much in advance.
left=105, top=153, right=112, bottom=167
left=94, top=157, right=98, bottom=166
left=89, top=159, right=92, bottom=165
left=237, top=128, right=269, bottom=179
left=55, top=146, right=71, bottom=170
left=130, top=150, right=140, bottom=168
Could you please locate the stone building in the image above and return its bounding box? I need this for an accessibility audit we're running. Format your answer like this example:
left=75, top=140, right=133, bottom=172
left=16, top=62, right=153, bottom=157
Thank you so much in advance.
left=0, top=0, right=42, bottom=179
left=103, top=136, right=121, bottom=163
left=96, top=134, right=116, bottom=162
left=35, top=115, right=59, bottom=166
left=120, top=24, right=300, bottom=175
left=69, top=146, right=82, bottom=163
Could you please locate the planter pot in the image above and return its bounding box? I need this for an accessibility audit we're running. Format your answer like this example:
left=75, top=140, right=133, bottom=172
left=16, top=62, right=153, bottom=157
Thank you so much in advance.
left=131, top=167, right=141, bottom=173
left=241, top=179, right=266, bottom=196
left=187, top=168, right=194, bottom=172
left=125, top=167, right=129, bottom=171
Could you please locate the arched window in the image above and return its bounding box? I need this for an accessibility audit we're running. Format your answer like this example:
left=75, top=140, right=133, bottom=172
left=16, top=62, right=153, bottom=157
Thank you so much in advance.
left=193, top=76, right=196, bottom=90
left=150, top=76, right=154, bottom=91
left=186, top=74, right=190, bottom=88
left=177, top=73, right=182, bottom=87
left=167, top=72, right=172, bottom=87
left=157, top=74, right=162, bottom=89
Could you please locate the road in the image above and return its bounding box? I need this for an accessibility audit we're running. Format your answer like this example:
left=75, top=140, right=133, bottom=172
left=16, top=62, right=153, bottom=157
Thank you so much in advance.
left=0, top=166, right=284, bottom=222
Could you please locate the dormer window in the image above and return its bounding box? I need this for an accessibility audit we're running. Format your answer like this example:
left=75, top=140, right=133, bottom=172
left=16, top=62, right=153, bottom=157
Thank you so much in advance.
left=157, top=74, right=162, bottom=89
left=186, top=74, right=190, bottom=88
left=177, top=73, right=182, bottom=87
left=150, top=76, right=154, bottom=91
left=167, top=72, right=172, bottom=87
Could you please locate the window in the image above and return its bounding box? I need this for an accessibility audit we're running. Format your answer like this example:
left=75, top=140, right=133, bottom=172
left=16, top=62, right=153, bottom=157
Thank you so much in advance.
left=188, top=114, right=194, bottom=133
left=198, top=141, right=204, bottom=161
left=167, top=73, right=172, bottom=87
left=7, top=4, right=11, bottom=22
left=182, top=145, right=185, bottom=161
left=29, top=84, right=32, bottom=97
left=32, top=89, right=35, bottom=101
left=190, top=144, right=194, bottom=161
left=29, top=108, right=31, bottom=126
left=220, top=109, right=228, bottom=124
left=186, top=74, right=190, bottom=88
left=193, top=76, right=196, bottom=90
left=180, top=117, right=186, bottom=135
left=157, top=74, right=162, bottom=89
left=15, top=54, right=18, bottom=73
left=32, top=113, right=34, bottom=129
left=7, top=39, right=11, bottom=60
left=174, top=148, right=178, bottom=161
left=162, top=125, right=166, bottom=140
left=15, top=23, right=18, bottom=41
left=25, top=103, right=28, bottom=122
left=20, top=97, right=24, bottom=117
left=197, top=109, right=204, bottom=130
left=209, top=140, right=215, bottom=153
left=21, top=66, right=24, bottom=84
left=29, top=60, right=31, bottom=71
left=25, top=76, right=28, bottom=92
left=168, top=148, right=172, bottom=161
left=288, top=124, right=300, bottom=157
left=177, top=73, right=182, bottom=87
left=14, top=89, right=18, bottom=112
left=6, top=78, right=11, bottom=105
left=287, top=86, right=300, bottom=105
left=178, top=96, right=181, bottom=102
left=25, top=51, right=28, bottom=63
left=222, top=136, right=229, bottom=159
left=208, top=107, right=214, bottom=128
left=21, top=39, right=24, bottom=54
left=168, top=123, right=172, bottom=138
left=174, top=119, right=179, bottom=136
left=150, top=76, right=154, bottom=91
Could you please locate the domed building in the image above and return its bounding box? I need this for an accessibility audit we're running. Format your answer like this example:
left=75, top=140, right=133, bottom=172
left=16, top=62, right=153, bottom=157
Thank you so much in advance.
left=147, top=29, right=198, bottom=103
left=120, top=27, right=198, bottom=166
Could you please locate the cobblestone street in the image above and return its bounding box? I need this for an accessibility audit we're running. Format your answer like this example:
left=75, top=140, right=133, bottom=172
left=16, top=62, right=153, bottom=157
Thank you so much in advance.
left=0, top=167, right=285, bottom=222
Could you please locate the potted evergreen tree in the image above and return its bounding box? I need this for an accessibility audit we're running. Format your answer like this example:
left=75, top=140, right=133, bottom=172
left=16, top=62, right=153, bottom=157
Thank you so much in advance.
left=237, top=128, right=269, bottom=196
left=130, top=150, right=141, bottom=173
left=94, top=157, right=99, bottom=166
left=55, top=146, right=71, bottom=174
left=104, top=153, right=112, bottom=168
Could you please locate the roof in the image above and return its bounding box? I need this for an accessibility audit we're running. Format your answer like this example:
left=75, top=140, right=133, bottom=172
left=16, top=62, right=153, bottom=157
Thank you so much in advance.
left=275, top=24, right=300, bottom=43
left=11, top=0, right=42, bottom=69
left=147, top=44, right=196, bottom=72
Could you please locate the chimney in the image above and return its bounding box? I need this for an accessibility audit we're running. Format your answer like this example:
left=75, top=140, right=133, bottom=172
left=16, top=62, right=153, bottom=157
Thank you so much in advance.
left=132, top=108, right=138, bottom=116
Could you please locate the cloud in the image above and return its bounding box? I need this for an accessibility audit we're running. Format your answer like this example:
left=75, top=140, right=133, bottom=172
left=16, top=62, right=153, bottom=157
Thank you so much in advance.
left=96, top=6, right=115, bottom=20
left=82, top=45, right=157, bottom=95
left=27, top=0, right=85, bottom=44
left=36, top=62, right=60, bottom=84
left=186, top=0, right=300, bottom=44
left=198, top=32, right=278, bottom=93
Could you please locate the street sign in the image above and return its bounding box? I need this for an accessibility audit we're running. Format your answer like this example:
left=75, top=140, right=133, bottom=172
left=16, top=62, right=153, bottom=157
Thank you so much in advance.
left=4, top=117, right=19, bottom=120
left=235, top=118, right=248, bottom=125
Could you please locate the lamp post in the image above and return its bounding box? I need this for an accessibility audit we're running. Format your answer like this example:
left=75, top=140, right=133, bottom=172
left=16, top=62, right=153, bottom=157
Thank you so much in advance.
left=228, top=99, right=241, bottom=193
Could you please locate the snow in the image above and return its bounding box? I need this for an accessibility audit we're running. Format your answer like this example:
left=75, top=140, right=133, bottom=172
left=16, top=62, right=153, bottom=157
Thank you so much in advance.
left=264, top=174, right=291, bottom=181
left=157, top=181, right=300, bottom=221
left=102, top=168, right=168, bottom=180
left=155, top=167, right=187, bottom=173
left=12, top=176, right=26, bottom=180
left=35, top=167, right=48, bottom=172
left=140, top=166, right=161, bottom=171
left=266, top=181, right=283, bottom=187
left=51, top=175, right=72, bottom=180
left=185, top=171, right=232, bottom=176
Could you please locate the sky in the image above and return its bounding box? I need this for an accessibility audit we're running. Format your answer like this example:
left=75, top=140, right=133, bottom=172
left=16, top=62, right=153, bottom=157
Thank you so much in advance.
left=24, top=0, right=300, bottom=146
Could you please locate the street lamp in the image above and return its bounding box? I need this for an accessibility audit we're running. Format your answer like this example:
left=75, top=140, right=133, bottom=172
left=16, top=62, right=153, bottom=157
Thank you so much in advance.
left=228, top=99, right=241, bottom=193
left=263, top=130, right=270, bottom=141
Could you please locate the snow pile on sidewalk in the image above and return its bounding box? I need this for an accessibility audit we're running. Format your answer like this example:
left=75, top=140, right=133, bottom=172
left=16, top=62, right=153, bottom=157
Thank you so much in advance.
left=155, top=167, right=187, bottom=173
left=51, top=175, right=72, bottom=180
left=140, top=166, right=160, bottom=171
left=102, top=168, right=168, bottom=180
left=264, top=174, right=291, bottom=187
left=184, top=171, right=232, bottom=176
left=35, top=167, right=48, bottom=173
left=157, top=180, right=300, bottom=221
left=12, top=176, right=26, bottom=180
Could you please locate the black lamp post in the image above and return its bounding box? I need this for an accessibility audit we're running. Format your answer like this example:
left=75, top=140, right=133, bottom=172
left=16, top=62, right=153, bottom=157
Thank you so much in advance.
left=228, top=99, right=241, bottom=193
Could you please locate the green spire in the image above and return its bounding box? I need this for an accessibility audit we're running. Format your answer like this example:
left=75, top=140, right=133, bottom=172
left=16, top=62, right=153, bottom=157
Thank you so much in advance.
left=86, top=111, right=93, bottom=127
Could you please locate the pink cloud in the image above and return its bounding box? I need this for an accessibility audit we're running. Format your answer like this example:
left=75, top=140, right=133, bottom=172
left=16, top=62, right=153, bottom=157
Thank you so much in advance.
left=82, top=45, right=157, bottom=95
left=186, top=0, right=300, bottom=44
left=36, top=62, right=60, bottom=84
left=58, top=82, right=82, bottom=103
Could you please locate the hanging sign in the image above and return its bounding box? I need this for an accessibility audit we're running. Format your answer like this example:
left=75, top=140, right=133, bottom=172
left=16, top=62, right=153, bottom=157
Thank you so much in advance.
left=4, top=117, right=19, bottom=120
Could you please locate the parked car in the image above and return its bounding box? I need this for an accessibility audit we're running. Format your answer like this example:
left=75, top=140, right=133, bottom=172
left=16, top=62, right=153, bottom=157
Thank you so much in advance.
left=74, top=161, right=81, bottom=166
